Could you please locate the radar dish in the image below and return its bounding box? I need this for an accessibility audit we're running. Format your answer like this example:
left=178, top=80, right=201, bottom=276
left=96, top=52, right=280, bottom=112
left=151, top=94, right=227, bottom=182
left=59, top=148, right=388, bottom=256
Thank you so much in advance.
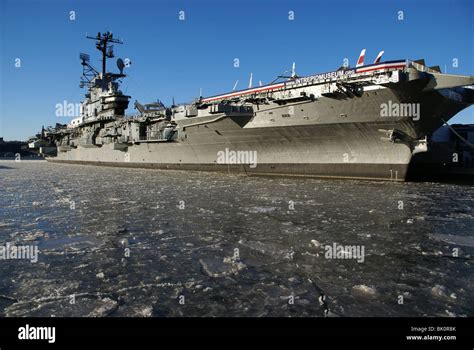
left=117, top=58, right=125, bottom=74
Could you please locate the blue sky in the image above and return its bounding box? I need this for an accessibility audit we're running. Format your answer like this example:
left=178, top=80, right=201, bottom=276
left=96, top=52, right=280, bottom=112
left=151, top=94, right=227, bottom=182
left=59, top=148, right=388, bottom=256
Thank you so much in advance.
left=1, top=0, right=473, bottom=140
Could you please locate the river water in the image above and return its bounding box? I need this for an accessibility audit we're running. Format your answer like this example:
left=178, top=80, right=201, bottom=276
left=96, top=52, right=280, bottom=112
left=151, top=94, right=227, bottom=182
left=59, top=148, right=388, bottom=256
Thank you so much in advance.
left=0, top=160, right=472, bottom=317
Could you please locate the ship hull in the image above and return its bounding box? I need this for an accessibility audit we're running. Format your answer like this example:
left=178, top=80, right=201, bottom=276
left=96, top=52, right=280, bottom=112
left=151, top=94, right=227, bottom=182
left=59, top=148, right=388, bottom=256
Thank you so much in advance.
left=47, top=120, right=414, bottom=181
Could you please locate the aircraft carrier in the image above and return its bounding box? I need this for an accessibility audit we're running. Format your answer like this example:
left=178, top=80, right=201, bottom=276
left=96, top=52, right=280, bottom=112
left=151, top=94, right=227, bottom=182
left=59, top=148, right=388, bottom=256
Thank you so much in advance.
left=30, top=32, right=474, bottom=181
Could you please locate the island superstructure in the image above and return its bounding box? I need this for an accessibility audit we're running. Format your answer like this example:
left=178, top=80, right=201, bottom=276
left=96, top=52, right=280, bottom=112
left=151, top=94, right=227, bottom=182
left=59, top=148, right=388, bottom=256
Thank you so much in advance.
left=30, top=32, right=474, bottom=181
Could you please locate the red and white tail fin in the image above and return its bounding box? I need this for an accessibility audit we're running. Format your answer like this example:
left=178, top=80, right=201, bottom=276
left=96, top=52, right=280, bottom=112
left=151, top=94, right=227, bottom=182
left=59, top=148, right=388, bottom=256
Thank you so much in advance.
left=356, top=49, right=366, bottom=67
left=373, top=50, right=384, bottom=64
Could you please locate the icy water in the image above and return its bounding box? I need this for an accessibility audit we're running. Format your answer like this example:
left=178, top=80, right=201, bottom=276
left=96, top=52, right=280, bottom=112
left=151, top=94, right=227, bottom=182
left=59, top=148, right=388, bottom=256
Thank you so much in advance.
left=0, top=160, right=473, bottom=317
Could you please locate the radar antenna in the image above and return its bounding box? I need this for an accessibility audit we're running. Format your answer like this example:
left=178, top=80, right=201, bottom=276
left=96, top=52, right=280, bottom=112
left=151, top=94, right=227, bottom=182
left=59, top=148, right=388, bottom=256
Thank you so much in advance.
left=79, top=52, right=98, bottom=88
left=116, top=58, right=125, bottom=75
left=86, top=31, right=123, bottom=77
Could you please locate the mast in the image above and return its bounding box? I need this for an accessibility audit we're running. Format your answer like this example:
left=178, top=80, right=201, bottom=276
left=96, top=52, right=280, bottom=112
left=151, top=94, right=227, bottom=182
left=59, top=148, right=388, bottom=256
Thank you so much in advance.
left=78, top=31, right=130, bottom=117
left=86, top=31, right=123, bottom=77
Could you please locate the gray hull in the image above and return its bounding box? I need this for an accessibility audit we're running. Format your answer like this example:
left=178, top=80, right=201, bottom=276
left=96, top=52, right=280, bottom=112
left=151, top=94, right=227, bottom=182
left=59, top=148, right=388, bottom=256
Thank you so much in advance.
left=48, top=119, right=413, bottom=181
